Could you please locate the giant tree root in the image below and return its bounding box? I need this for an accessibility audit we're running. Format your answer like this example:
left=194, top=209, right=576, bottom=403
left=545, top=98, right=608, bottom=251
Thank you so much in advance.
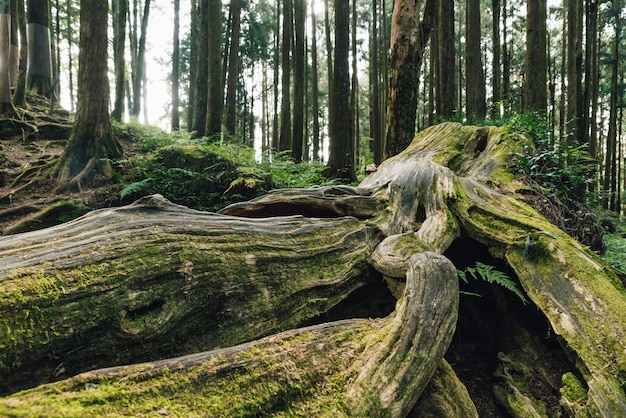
left=0, top=252, right=458, bottom=417
left=0, top=194, right=381, bottom=394
left=1, top=122, right=625, bottom=416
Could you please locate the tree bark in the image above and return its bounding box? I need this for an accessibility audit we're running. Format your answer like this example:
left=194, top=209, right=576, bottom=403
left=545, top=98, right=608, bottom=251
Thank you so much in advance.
left=224, top=0, right=241, bottom=136
left=311, top=5, right=321, bottom=162
left=111, top=0, right=128, bottom=122
left=465, top=0, right=486, bottom=120
left=171, top=0, right=180, bottom=131
left=291, top=0, right=305, bottom=162
left=205, top=0, right=222, bottom=138
left=523, top=0, right=547, bottom=113
left=0, top=1, right=11, bottom=111
left=384, top=0, right=437, bottom=159
left=437, top=0, right=456, bottom=120
left=55, top=0, right=123, bottom=182
left=368, top=0, right=382, bottom=164
left=326, top=0, right=356, bottom=180
left=26, top=0, right=52, bottom=97
left=2, top=123, right=626, bottom=416
left=130, top=0, right=150, bottom=119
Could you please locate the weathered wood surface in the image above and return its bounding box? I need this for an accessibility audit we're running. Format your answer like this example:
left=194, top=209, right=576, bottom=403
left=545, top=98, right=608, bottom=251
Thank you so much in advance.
left=0, top=252, right=458, bottom=417
left=0, top=194, right=381, bottom=393
left=1, top=122, right=626, bottom=416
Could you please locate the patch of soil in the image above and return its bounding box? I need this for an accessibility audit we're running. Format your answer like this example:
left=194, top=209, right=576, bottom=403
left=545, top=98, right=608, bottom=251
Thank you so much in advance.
left=0, top=96, right=141, bottom=235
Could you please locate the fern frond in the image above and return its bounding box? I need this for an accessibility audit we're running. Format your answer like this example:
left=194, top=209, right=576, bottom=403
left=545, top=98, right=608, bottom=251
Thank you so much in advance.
left=458, top=262, right=529, bottom=305
left=474, top=262, right=529, bottom=305
left=120, top=178, right=153, bottom=199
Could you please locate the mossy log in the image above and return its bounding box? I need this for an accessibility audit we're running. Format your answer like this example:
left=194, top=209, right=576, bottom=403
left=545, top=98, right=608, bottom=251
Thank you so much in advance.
left=0, top=195, right=381, bottom=393
left=0, top=252, right=458, bottom=417
left=1, top=122, right=626, bottom=416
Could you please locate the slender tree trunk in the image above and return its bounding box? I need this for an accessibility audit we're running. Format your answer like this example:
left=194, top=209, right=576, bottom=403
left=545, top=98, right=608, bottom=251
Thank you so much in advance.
left=523, top=0, right=547, bottom=113
left=26, top=0, right=52, bottom=97
left=589, top=0, right=599, bottom=191
left=326, top=0, right=355, bottom=180
left=292, top=0, right=305, bottom=161
left=0, top=1, right=11, bottom=112
left=585, top=0, right=598, bottom=159
left=311, top=4, right=321, bottom=162
left=380, top=0, right=388, bottom=144
left=324, top=0, right=334, bottom=150
left=131, top=0, right=150, bottom=119
left=272, top=0, right=279, bottom=153
left=604, top=0, right=621, bottom=211
left=369, top=0, right=381, bottom=164
left=278, top=0, right=292, bottom=152
left=12, top=0, right=26, bottom=106
left=566, top=0, right=583, bottom=145
left=192, top=0, right=208, bottom=136
left=465, top=0, right=486, bottom=120
left=112, top=0, right=128, bottom=122
left=171, top=0, right=180, bottom=131
left=491, top=0, right=500, bottom=116
left=262, top=65, right=269, bottom=158
left=205, top=0, right=223, bottom=138
left=559, top=5, right=566, bottom=140
left=63, top=0, right=74, bottom=110
left=350, top=0, right=358, bottom=167
left=437, top=0, right=456, bottom=120
left=186, top=0, right=197, bottom=132
left=225, top=0, right=241, bottom=136
left=9, top=0, right=18, bottom=86
left=384, top=0, right=437, bottom=158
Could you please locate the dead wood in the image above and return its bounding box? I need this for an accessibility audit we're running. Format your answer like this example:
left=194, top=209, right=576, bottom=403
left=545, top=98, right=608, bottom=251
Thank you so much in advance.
left=1, top=122, right=625, bottom=416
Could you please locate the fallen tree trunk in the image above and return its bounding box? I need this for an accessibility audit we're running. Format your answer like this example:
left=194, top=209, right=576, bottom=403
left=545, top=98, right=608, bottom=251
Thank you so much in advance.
left=0, top=252, right=459, bottom=417
left=0, top=195, right=382, bottom=393
left=1, top=122, right=625, bottom=416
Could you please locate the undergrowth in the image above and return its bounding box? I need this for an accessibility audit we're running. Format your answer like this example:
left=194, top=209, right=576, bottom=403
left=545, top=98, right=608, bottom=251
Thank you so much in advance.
left=112, top=124, right=331, bottom=212
left=506, top=113, right=596, bottom=201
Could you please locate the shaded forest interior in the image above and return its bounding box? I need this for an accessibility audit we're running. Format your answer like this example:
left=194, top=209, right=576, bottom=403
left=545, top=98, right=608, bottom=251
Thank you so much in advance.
left=444, top=236, right=579, bottom=417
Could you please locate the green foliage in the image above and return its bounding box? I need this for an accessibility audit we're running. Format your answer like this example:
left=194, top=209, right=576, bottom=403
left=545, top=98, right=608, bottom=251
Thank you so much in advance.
left=119, top=178, right=154, bottom=200
left=506, top=112, right=596, bottom=201
left=203, top=142, right=330, bottom=189
left=458, top=262, right=529, bottom=305
left=112, top=120, right=189, bottom=152
left=111, top=122, right=338, bottom=212
left=604, top=227, right=626, bottom=274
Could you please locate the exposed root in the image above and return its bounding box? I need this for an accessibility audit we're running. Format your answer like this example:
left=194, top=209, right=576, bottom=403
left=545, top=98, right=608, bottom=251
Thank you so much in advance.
left=6, top=156, right=57, bottom=189
left=0, top=156, right=58, bottom=204
left=52, top=157, right=96, bottom=194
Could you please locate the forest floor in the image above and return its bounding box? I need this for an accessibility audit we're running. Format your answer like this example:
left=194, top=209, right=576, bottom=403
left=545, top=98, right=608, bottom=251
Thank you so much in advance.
left=0, top=96, right=142, bottom=235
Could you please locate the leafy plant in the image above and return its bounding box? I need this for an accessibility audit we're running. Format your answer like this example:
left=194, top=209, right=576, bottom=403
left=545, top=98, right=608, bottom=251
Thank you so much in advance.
left=604, top=231, right=626, bottom=274
left=458, top=262, right=529, bottom=305
left=507, top=112, right=596, bottom=201
left=119, top=178, right=154, bottom=199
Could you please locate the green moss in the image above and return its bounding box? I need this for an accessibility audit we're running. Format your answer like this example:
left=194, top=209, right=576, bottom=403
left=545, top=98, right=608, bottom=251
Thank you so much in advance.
left=560, top=372, right=588, bottom=403
left=0, top=323, right=374, bottom=417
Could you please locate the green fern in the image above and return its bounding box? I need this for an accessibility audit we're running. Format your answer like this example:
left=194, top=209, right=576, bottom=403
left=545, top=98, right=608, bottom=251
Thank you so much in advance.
left=458, top=262, right=529, bottom=305
left=119, top=178, right=153, bottom=199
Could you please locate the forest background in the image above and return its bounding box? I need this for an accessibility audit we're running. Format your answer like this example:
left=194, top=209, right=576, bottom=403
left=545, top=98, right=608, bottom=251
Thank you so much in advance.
left=0, top=0, right=625, bottom=263
left=21, top=0, right=625, bottom=203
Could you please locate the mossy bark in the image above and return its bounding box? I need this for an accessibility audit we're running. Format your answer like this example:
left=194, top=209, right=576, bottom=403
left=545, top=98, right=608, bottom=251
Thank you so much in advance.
left=0, top=195, right=381, bottom=394
left=1, top=122, right=625, bottom=416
